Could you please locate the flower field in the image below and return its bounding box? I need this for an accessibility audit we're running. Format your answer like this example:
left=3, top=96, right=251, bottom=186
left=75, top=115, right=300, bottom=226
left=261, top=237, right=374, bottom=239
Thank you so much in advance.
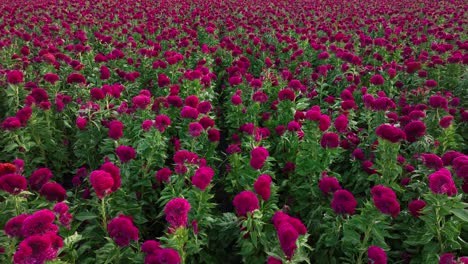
left=0, top=0, right=467, bottom=263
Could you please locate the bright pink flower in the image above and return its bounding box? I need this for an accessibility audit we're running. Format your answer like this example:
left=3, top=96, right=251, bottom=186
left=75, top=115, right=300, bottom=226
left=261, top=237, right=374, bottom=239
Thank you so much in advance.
left=116, top=145, right=136, bottom=163
left=89, top=170, right=114, bottom=199
left=0, top=174, right=27, bottom=195
left=233, top=191, right=259, bottom=217
left=254, top=174, right=272, bottom=201
left=331, top=190, right=357, bottom=215
left=191, top=166, right=214, bottom=191
left=108, top=120, right=124, bottom=140
left=29, top=168, right=53, bottom=191
left=368, top=246, right=387, bottom=264
left=108, top=215, right=139, bottom=247
left=428, top=168, right=457, bottom=196
left=7, top=70, right=24, bottom=84
left=164, top=198, right=191, bottom=228
left=40, top=182, right=67, bottom=202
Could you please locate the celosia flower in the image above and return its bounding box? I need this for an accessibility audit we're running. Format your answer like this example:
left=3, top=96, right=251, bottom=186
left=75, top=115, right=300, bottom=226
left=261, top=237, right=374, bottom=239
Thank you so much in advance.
left=5, top=214, right=29, bottom=238
left=277, top=222, right=298, bottom=260
left=331, top=190, right=357, bottom=215
left=408, top=200, right=426, bottom=217
left=191, top=166, right=214, bottom=191
left=439, top=253, right=457, bottom=264
left=108, top=120, right=124, bottom=140
left=368, top=246, right=387, bottom=264
left=371, top=186, right=400, bottom=217
left=233, top=191, right=259, bottom=217
left=164, top=198, right=191, bottom=228
left=267, top=256, right=283, bottom=264
left=76, top=117, right=87, bottom=130
left=320, top=132, right=340, bottom=148
left=154, top=115, right=171, bottom=132
left=180, top=106, right=199, bottom=119
left=29, top=168, right=53, bottom=191
left=116, top=145, right=136, bottom=163
left=439, top=116, right=453, bottom=128
left=66, top=73, right=86, bottom=84
left=404, top=120, right=426, bottom=142
left=250, top=147, right=269, bottom=170
left=7, top=70, right=24, bottom=84
left=100, top=162, right=121, bottom=192
left=188, top=122, right=203, bottom=137
left=107, top=215, right=139, bottom=247
left=318, top=177, right=342, bottom=195
left=89, top=170, right=115, bottom=199
left=370, top=74, right=384, bottom=85
left=21, top=209, right=58, bottom=237
left=13, top=232, right=63, bottom=264
left=319, top=114, right=331, bottom=131
left=156, top=168, right=172, bottom=183
left=376, top=124, right=405, bottom=143
left=421, top=153, right=443, bottom=170
left=254, top=174, right=272, bottom=201
left=428, top=168, right=457, bottom=196
left=207, top=129, right=220, bottom=142
left=40, top=182, right=67, bottom=202
left=334, top=115, right=348, bottom=133
left=0, top=174, right=27, bottom=194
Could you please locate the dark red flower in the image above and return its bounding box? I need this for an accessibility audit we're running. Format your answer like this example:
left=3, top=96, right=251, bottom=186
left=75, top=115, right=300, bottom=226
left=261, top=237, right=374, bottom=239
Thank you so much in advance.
left=254, top=174, right=272, bottom=201
left=66, top=73, right=86, bottom=84
left=108, top=215, right=139, bottom=247
left=376, top=124, right=405, bottom=143
left=21, top=209, right=58, bottom=237
left=40, top=182, right=67, bottom=202
left=331, top=189, right=357, bottom=215
left=4, top=214, right=28, bottom=238
left=404, top=120, right=426, bottom=142
left=29, top=168, right=53, bottom=191
left=370, top=74, right=384, bottom=85
left=368, top=246, right=387, bottom=264
left=7, top=70, right=24, bottom=84
left=371, top=185, right=400, bottom=217
left=428, top=168, right=457, bottom=196
left=116, top=145, right=136, bottom=163
left=320, top=132, right=340, bottom=148
left=164, top=198, right=191, bottom=228
left=233, top=191, right=259, bottom=217
left=319, top=177, right=342, bottom=195
left=108, top=120, right=124, bottom=140
left=89, top=170, right=114, bottom=199
left=191, top=166, right=214, bottom=191
left=408, top=200, right=426, bottom=217
left=0, top=174, right=27, bottom=194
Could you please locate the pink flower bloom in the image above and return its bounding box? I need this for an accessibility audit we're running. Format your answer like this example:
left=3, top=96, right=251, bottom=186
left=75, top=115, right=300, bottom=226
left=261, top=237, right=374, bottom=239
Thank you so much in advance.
left=89, top=170, right=114, bottom=199
left=164, top=198, right=191, bottom=228
left=254, top=174, right=272, bottom=201
left=116, top=145, right=136, bottom=163
left=368, top=246, right=387, bottom=264
left=29, top=168, right=53, bottom=191
left=191, top=166, right=214, bottom=191
left=428, top=168, right=457, bottom=196
left=371, top=186, right=400, bottom=217
left=21, top=210, right=58, bottom=237
left=331, top=190, right=357, bottom=215
left=108, top=215, right=139, bottom=247
left=7, top=70, right=24, bottom=84
left=408, top=200, right=426, bottom=217
left=40, top=182, right=67, bottom=202
left=233, top=191, right=259, bottom=217
left=0, top=174, right=27, bottom=195
left=319, top=177, right=342, bottom=195
left=108, top=120, right=124, bottom=140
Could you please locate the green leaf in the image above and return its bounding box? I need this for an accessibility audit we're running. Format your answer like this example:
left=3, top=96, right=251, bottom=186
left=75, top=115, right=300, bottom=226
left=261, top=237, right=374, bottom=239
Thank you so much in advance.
left=450, top=208, right=468, bottom=222
left=74, top=212, right=98, bottom=221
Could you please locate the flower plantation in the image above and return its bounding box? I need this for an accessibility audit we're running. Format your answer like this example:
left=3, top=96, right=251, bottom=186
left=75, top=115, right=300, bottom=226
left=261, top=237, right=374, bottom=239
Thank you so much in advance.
left=0, top=0, right=467, bottom=263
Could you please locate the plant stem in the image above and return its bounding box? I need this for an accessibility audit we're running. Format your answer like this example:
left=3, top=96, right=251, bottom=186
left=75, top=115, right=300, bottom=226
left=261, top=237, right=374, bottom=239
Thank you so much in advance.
left=356, top=221, right=374, bottom=264
left=100, top=197, right=107, bottom=228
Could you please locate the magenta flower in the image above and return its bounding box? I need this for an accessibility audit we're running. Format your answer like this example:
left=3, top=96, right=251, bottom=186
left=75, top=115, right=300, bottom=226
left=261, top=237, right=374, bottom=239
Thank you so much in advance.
left=428, top=168, right=457, bottom=196
left=0, top=174, right=27, bottom=195
left=29, top=168, right=53, bottom=191
left=188, top=122, right=204, bottom=137
left=21, top=210, right=58, bottom=237
left=376, top=124, right=406, bottom=143
left=254, top=174, right=272, bottom=201
left=107, top=215, right=139, bottom=247
left=89, top=170, right=114, bottom=199
left=116, top=145, right=136, bottom=163
left=164, top=198, right=191, bottom=228
left=5, top=214, right=29, bottom=238
left=370, top=74, right=384, bottom=85
left=156, top=168, right=172, bottom=183
left=233, top=191, right=259, bottom=217
left=250, top=146, right=269, bottom=170
left=318, top=177, right=342, bottom=195
left=368, top=246, right=387, bottom=264
left=7, top=70, right=24, bottom=84
left=13, top=232, right=63, bottom=264
left=408, top=200, right=426, bottom=217
left=40, top=182, right=67, bottom=202
left=191, top=166, right=214, bottom=191
left=331, top=190, right=357, bottom=215
left=371, top=186, right=400, bottom=217
left=320, top=132, right=340, bottom=148
left=108, top=120, right=124, bottom=140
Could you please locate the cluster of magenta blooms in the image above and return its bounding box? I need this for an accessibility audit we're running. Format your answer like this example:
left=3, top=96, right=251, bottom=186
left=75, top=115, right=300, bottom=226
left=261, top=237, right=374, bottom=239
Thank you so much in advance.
left=0, top=0, right=468, bottom=263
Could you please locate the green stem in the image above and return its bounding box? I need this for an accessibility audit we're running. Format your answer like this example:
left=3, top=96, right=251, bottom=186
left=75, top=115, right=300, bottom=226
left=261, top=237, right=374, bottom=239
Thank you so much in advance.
left=356, top=221, right=374, bottom=264
left=100, top=197, right=107, bottom=228
left=434, top=200, right=445, bottom=253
